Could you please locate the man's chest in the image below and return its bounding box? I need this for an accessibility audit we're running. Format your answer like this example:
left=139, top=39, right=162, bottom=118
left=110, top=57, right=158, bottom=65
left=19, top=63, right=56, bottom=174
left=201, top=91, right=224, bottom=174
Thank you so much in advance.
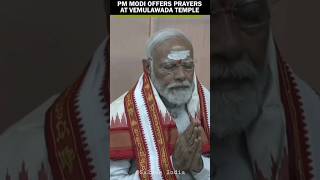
left=213, top=134, right=254, bottom=180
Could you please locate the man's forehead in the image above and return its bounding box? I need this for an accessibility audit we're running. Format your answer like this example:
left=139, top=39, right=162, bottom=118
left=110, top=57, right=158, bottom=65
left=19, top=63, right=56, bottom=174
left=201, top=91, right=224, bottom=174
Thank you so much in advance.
left=156, top=39, right=192, bottom=54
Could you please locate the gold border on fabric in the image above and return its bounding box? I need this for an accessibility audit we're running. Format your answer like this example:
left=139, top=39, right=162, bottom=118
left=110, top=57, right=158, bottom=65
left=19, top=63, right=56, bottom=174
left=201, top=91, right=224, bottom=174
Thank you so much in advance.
left=124, top=88, right=151, bottom=180
left=142, top=74, right=177, bottom=180
left=197, top=80, right=210, bottom=140
left=49, top=87, right=86, bottom=180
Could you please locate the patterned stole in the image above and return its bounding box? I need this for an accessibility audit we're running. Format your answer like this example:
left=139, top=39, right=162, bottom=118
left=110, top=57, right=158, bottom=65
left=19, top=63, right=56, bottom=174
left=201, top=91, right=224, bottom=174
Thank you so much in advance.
left=254, top=49, right=314, bottom=180
left=44, top=38, right=109, bottom=180
left=45, top=49, right=109, bottom=180
left=45, top=72, right=97, bottom=180
left=277, top=57, right=314, bottom=180
left=123, top=73, right=210, bottom=180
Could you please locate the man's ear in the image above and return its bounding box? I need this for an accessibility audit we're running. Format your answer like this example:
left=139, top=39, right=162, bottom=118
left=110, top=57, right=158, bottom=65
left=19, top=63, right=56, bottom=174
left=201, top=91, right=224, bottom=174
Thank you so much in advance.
left=142, top=58, right=151, bottom=75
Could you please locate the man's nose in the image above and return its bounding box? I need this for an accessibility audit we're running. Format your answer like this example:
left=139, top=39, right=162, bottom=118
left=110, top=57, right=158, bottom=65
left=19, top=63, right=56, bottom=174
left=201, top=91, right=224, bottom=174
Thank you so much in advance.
left=213, top=14, right=243, bottom=62
left=174, top=66, right=187, bottom=81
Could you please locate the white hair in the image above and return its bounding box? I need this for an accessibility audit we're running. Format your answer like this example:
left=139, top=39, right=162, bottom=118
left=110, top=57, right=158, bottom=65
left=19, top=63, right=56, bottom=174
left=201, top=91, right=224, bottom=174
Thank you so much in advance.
left=145, top=28, right=193, bottom=59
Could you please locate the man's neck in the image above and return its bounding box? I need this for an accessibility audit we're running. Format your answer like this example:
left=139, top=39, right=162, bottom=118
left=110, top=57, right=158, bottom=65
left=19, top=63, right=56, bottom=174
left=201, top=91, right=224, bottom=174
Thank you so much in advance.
left=160, top=95, right=189, bottom=119
left=160, top=95, right=182, bottom=109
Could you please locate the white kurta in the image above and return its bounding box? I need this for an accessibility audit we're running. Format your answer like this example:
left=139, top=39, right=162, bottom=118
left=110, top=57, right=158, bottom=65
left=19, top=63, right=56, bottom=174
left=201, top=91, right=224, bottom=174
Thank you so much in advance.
left=0, top=95, right=57, bottom=179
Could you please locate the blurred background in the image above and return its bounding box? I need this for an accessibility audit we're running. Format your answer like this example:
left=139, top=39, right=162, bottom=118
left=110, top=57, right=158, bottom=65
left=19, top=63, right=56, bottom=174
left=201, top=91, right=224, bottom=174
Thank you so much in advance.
left=2, top=0, right=320, bottom=133
left=271, top=0, right=320, bottom=92
left=0, top=0, right=106, bottom=133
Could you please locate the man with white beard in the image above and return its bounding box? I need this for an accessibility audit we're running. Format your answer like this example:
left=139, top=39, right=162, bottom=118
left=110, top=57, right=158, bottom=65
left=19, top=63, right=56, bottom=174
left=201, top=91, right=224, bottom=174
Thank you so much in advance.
left=212, top=0, right=320, bottom=179
left=109, top=29, right=210, bottom=180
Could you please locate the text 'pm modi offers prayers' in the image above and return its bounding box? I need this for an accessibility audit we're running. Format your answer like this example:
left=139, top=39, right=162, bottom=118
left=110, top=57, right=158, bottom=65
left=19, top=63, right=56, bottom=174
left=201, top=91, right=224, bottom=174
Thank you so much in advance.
left=110, top=0, right=210, bottom=15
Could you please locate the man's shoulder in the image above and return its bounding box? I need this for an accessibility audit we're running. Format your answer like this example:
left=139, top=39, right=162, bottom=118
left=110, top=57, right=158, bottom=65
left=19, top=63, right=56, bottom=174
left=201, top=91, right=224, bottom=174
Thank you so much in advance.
left=202, top=85, right=210, bottom=96
left=111, top=92, right=127, bottom=107
left=295, top=76, right=320, bottom=104
left=0, top=94, right=58, bottom=140
left=110, top=92, right=128, bottom=118
left=0, top=95, right=58, bottom=169
left=294, top=76, right=320, bottom=128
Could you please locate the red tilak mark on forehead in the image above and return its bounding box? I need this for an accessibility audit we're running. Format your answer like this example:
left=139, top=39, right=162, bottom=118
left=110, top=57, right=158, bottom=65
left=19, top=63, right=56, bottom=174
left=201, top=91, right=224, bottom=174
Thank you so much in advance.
left=176, top=60, right=182, bottom=64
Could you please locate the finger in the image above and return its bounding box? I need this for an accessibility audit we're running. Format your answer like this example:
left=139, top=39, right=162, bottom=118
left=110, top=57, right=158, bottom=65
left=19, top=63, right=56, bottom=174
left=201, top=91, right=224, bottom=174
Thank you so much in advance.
left=187, top=126, right=198, bottom=146
left=190, top=137, right=200, bottom=153
left=174, top=141, right=182, bottom=158
left=194, top=119, right=201, bottom=126
left=193, top=149, right=201, bottom=164
left=185, top=138, right=200, bottom=169
left=173, top=154, right=187, bottom=171
left=189, top=124, right=201, bottom=146
left=195, top=136, right=203, bottom=154
left=194, top=113, right=201, bottom=124
left=188, top=112, right=192, bottom=120
left=190, top=145, right=203, bottom=172
left=188, top=113, right=201, bottom=128
left=189, top=115, right=197, bottom=124
left=177, top=134, right=192, bottom=155
left=190, top=139, right=202, bottom=169
left=185, top=138, right=198, bottom=166
left=189, top=113, right=200, bottom=124
left=190, top=137, right=202, bottom=159
left=175, top=135, right=183, bottom=147
left=182, top=135, right=201, bottom=170
left=184, top=123, right=196, bottom=140
left=174, top=144, right=189, bottom=170
left=185, top=122, right=195, bottom=135
left=188, top=130, right=197, bottom=146
left=175, top=134, right=197, bottom=171
left=184, top=146, right=195, bottom=170
left=175, top=136, right=187, bottom=156
left=190, top=138, right=202, bottom=165
left=195, top=126, right=201, bottom=139
left=187, top=111, right=195, bottom=122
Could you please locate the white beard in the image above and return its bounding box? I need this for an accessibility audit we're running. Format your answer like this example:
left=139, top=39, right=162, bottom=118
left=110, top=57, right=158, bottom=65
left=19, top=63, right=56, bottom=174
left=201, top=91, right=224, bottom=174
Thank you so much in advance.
left=214, top=83, right=260, bottom=138
left=213, top=60, right=269, bottom=139
left=150, top=67, right=194, bottom=106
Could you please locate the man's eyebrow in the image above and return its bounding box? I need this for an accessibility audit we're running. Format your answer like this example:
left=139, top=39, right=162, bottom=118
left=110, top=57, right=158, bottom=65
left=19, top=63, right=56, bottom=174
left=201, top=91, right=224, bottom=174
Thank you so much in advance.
left=159, top=61, right=175, bottom=66
left=162, top=59, right=193, bottom=64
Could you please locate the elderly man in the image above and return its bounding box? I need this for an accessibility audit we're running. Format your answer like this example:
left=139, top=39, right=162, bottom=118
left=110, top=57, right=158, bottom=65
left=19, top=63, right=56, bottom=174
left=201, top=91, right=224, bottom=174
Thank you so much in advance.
left=213, top=0, right=320, bottom=179
left=109, top=29, right=210, bottom=180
